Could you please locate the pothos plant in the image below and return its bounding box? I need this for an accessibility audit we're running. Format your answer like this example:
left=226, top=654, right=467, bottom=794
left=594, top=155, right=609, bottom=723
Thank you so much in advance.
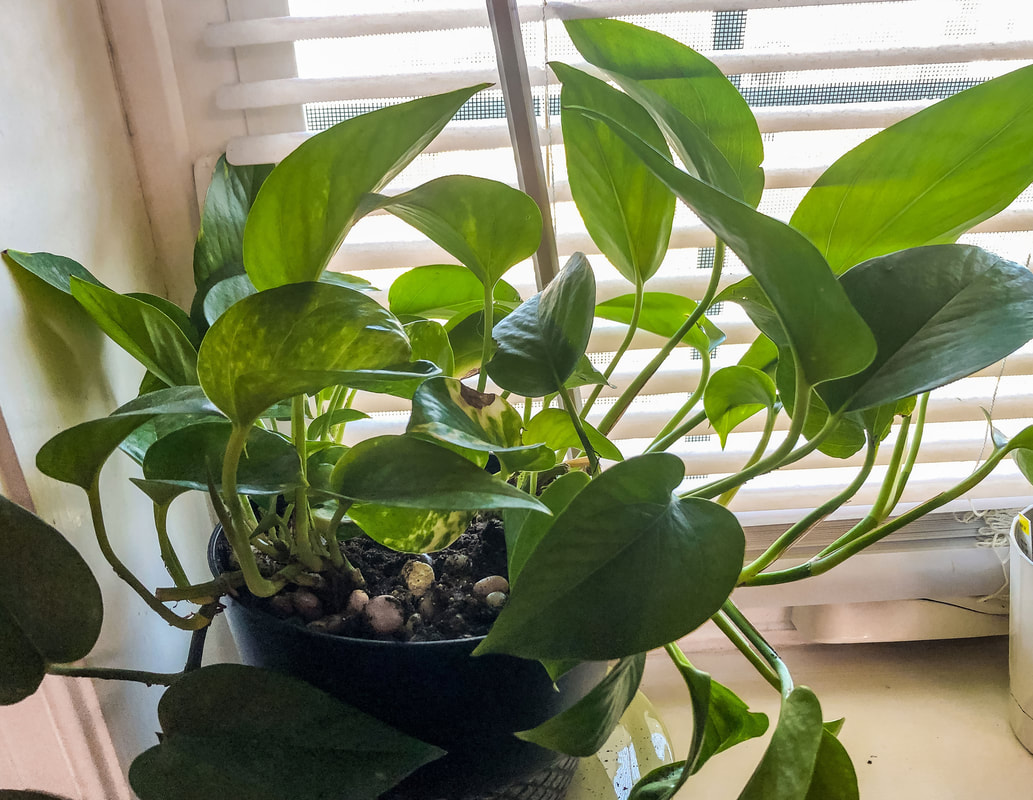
left=4, top=15, right=1033, bottom=800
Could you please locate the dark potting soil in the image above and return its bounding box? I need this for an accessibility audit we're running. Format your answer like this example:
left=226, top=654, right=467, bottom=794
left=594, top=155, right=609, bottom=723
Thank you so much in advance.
left=248, top=515, right=511, bottom=643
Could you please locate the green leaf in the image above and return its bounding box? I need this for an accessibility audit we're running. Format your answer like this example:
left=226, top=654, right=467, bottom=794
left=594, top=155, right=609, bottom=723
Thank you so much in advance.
left=71, top=278, right=199, bottom=386
left=330, top=435, right=548, bottom=514
left=524, top=407, right=624, bottom=462
left=377, top=176, right=542, bottom=287
left=565, top=355, right=610, bottom=389
left=348, top=507, right=476, bottom=553
left=487, top=253, right=596, bottom=396
left=142, top=422, right=304, bottom=496
left=407, top=376, right=551, bottom=465
left=244, top=86, right=485, bottom=290
left=130, top=478, right=190, bottom=507
left=202, top=273, right=256, bottom=325
left=476, top=453, right=744, bottom=660
left=586, top=111, right=876, bottom=391
left=405, top=319, right=455, bottom=376
left=737, top=687, right=824, bottom=800
left=703, top=366, right=777, bottom=448
left=193, top=156, right=273, bottom=290
left=564, top=18, right=764, bottom=206
left=389, top=264, right=521, bottom=320
left=685, top=671, right=769, bottom=774
left=792, top=64, right=1033, bottom=273
left=776, top=358, right=866, bottom=459
left=128, top=664, right=442, bottom=800
left=37, top=415, right=154, bottom=490
left=738, top=335, right=779, bottom=376
left=0, top=496, right=103, bottom=704
left=318, top=271, right=376, bottom=293
left=2, top=249, right=105, bottom=293
left=113, top=386, right=223, bottom=418
left=446, top=304, right=513, bottom=377
left=552, top=62, right=674, bottom=284
left=197, top=282, right=411, bottom=425
left=505, top=469, right=591, bottom=585
left=1016, top=448, right=1033, bottom=486
left=308, top=408, right=369, bottom=440
left=820, top=245, right=1033, bottom=412
left=516, top=653, right=646, bottom=757
left=127, top=293, right=201, bottom=348
left=596, top=292, right=725, bottom=351
left=805, top=727, right=859, bottom=800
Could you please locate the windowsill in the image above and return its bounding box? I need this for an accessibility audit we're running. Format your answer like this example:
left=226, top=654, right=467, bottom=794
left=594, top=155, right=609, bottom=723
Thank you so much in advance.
left=643, top=635, right=1033, bottom=798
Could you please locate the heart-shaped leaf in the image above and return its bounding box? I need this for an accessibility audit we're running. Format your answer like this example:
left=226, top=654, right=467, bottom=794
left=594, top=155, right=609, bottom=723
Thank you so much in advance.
left=197, top=282, right=411, bottom=425
left=3, top=249, right=105, bottom=293
left=244, top=86, right=485, bottom=290
left=504, top=469, right=591, bottom=586
left=389, top=264, right=521, bottom=321
left=128, top=664, right=442, bottom=800
left=405, top=319, right=455, bottom=376
left=804, top=726, right=859, bottom=800
left=737, top=687, right=824, bottom=800
left=308, top=408, right=370, bottom=440
left=564, top=18, right=764, bottom=206
left=476, top=453, right=744, bottom=660
left=524, top=407, right=624, bottom=462
left=792, top=64, right=1033, bottom=274
left=820, top=244, right=1033, bottom=412
left=446, top=304, right=513, bottom=377
left=113, top=386, right=223, bottom=418
left=596, top=292, right=725, bottom=350
left=377, top=176, right=542, bottom=288
left=330, top=435, right=547, bottom=513
left=202, top=273, right=257, bottom=325
left=37, top=415, right=154, bottom=490
left=517, top=653, right=646, bottom=757
left=703, top=366, right=777, bottom=448
left=586, top=111, right=876, bottom=392
left=127, top=293, right=200, bottom=348
left=552, top=62, right=674, bottom=285
left=0, top=496, right=103, bottom=704
left=407, top=377, right=550, bottom=465
left=193, top=156, right=273, bottom=291
left=142, top=422, right=304, bottom=496
left=71, top=278, right=199, bottom=387
left=347, top=506, right=476, bottom=553
left=487, top=253, right=596, bottom=397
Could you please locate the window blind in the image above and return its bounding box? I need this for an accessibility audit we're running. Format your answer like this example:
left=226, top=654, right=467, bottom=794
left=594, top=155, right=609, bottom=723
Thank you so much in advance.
left=203, top=0, right=1033, bottom=528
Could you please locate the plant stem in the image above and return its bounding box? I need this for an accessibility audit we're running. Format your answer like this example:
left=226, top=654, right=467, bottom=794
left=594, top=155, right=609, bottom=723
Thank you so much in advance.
left=596, top=240, right=726, bottom=437
left=887, top=392, right=928, bottom=513
left=716, top=404, right=779, bottom=507
left=739, top=433, right=878, bottom=582
left=85, top=480, right=211, bottom=630
left=708, top=614, right=781, bottom=691
left=560, top=385, right=600, bottom=475
left=685, top=355, right=813, bottom=500
left=645, top=409, right=708, bottom=454
left=650, top=347, right=713, bottom=453
left=582, top=280, right=643, bottom=417
left=153, top=501, right=190, bottom=589
left=722, top=599, right=793, bottom=698
left=221, top=424, right=282, bottom=597
left=744, top=443, right=1015, bottom=587
left=292, top=395, right=322, bottom=571
left=867, top=411, right=913, bottom=524
left=477, top=283, right=494, bottom=393
left=47, top=664, right=182, bottom=686
left=184, top=615, right=214, bottom=672
left=323, top=502, right=350, bottom=570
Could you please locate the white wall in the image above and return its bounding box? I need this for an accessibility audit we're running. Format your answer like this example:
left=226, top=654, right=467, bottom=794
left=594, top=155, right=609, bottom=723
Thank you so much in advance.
left=0, top=1, right=229, bottom=794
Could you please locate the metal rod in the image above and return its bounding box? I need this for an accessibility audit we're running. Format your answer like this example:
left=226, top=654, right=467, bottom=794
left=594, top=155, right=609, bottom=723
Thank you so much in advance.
left=486, top=0, right=560, bottom=290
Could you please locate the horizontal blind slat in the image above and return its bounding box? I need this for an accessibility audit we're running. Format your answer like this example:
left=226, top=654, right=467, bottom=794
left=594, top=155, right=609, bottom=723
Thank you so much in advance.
left=205, top=0, right=896, bottom=48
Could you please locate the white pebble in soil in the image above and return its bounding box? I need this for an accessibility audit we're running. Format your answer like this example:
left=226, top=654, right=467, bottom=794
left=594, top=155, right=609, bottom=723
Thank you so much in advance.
left=346, top=589, right=369, bottom=616
left=485, top=591, right=508, bottom=610
left=473, top=575, right=509, bottom=598
left=366, top=594, right=405, bottom=635
left=401, top=560, right=435, bottom=597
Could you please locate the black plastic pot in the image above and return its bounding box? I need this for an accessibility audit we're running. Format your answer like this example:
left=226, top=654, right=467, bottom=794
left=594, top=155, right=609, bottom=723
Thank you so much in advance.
left=208, top=528, right=605, bottom=800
